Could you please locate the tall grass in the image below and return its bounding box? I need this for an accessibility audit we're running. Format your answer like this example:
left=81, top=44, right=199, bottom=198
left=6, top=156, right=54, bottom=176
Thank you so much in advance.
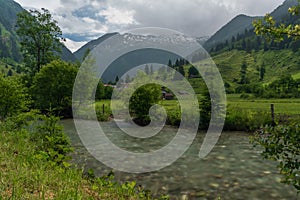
left=0, top=113, right=169, bottom=199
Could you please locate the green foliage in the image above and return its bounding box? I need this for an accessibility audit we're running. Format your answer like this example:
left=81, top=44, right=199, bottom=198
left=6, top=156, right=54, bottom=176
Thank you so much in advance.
left=4, top=111, right=72, bottom=166
left=251, top=124, right=300, bottom=191
left=266, top=74, right=300, bottom=98
left=199, top=88, right=211, bottom=130
left=188, top=66, right=200, bottom=78
left=239, top=60, right=249, bottom=84
left=95, top=102, right=112, bottom=121
left=0, top=75, right=30, bottom=119
left=225, top=107, right=273, bottom=131
left=16, top=8, right=64, bottom=75
left=253, top=2, right=300, bottom=42
left=250, top=74, right=300, bottom=99
left=129, top=83, right=161, bottom=125
left=251, top=2, right=300, bottom=192
left=95, top=81, right=105, bottom=100
left=31, top=60, right=78, bottom=117
left=31, top=115, right=73, bottom=166
left=0, top=113, right=167, bottom=199
left=166, top=110, right=181, bottom=127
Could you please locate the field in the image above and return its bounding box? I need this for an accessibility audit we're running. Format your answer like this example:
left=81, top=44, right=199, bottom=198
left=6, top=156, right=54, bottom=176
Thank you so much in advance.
left=95, top=94, right=300, bottom=118
left=226, top=94, right=300, bottom=115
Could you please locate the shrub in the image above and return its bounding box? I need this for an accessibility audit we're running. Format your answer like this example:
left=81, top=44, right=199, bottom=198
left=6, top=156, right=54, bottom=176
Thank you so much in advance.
left=225, top=107, right=273, bottom=131
left=251, top=124, right=300, bottom=191
left=31, top=60, right=78, bottom=117
left=5, top=112, right=72, bottom=166
left=0, top=76, right=30, bottom=119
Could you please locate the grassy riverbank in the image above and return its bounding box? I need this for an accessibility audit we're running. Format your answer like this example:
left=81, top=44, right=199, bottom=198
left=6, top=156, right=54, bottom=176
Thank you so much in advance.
left=0, top=115, right=168, bottom=200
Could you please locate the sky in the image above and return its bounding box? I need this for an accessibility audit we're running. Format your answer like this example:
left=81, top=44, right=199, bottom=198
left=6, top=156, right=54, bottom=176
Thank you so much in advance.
left=14, top=0, right=285, bottom=52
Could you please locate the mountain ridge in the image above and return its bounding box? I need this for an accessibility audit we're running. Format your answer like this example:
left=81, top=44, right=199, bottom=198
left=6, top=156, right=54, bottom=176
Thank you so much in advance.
left=204, top=0, right=299, bottom=50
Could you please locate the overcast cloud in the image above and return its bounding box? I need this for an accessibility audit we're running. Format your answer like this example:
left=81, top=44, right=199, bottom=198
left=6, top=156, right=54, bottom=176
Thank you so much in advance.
left=14, top=0, right=285, bottom=52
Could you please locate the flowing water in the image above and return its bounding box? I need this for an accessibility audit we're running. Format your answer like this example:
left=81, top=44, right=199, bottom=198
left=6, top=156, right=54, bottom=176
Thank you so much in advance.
left=61, top=119, right=298, bottom=200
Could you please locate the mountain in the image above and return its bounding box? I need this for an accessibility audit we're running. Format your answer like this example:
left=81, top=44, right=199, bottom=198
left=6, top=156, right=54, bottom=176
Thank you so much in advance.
left=74, top=32, right=118, bottom=61
left=204, top=0, right=299, bottom=50
left=204, top=14, right=259, bottom=50
left=75, top=33, right=206, bottom=82
left=60, top=45, right=77, bottom=62
left=0, top=0, right=23, bottom=61
left=0, top=0, right=76, bottom=64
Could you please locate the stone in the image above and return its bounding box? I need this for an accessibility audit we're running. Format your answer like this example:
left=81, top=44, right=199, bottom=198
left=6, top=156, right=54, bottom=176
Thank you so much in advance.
left=209, top=183, right=219, bottom=188
left=263, top=171, right=272, bottom=175
left=181, top=194, right=188, bottom=200
left=216, top=156, right=226, bottom=160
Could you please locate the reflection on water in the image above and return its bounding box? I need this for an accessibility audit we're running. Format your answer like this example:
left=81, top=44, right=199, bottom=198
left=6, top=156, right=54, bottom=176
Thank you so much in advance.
left=61, top=119, right=298, bottom=200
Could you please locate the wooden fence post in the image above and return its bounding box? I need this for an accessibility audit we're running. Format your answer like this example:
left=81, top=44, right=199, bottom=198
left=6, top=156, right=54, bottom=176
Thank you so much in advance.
left=271, top=104, right=275, bottom=126
left=102, top=104, right=105, bottom=114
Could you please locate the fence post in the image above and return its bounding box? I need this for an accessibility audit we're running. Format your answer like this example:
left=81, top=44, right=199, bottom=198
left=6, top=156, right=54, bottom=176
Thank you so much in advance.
left=102, top=104, right=105, bottom=114
left=271, top=104, right=275, bottom=126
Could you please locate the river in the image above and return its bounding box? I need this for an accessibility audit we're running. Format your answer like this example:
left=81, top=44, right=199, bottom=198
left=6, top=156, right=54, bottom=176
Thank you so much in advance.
left=61, top=119, right=298, bottom=200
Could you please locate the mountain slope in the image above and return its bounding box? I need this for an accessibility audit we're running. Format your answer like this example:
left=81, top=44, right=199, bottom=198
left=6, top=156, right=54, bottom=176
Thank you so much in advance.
left=0, top=0, right=23, bottom=61
left=204, top=0, right=299, bottom=50
left=204, top=14, right=259, bottom=50
left=0, top=0, right=76, bottom=63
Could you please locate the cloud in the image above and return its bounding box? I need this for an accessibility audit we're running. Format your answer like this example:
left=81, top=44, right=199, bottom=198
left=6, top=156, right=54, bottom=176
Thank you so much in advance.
left=97, top=6, right=136, bottom=25
left=14, top=0, right=286, bottom=51
left=63, top=38, right=87, bottom=52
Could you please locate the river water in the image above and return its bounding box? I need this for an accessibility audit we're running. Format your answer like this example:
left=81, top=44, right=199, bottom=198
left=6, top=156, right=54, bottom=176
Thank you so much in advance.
left=61, top=119, right=298, bottom=200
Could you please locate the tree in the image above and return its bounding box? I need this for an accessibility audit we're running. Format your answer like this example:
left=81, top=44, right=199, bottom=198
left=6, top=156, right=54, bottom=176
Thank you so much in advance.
left=150, top=65, right=154, bottom=75
left=188, top=66, right=199, bottom=78
left=259, top=65, right=266, bottom=81
left=178, top=66, right=185, bottom=77
left=253, top=1, right=300, bottom=41
left=104, top=86, right=113, bottom=99
left=167, top=59, right=172, bottom=68
left=240, top=60, right=248, bottom=84
left=16, top=8, right=64, bottom=75
left=251, top=125, right=300, bottom=191
left=95, top=81, right=105, bottom=100
left=115, top=75, right=119, bottom=83
left=0, top=76, right=29, bottom=119
left=125, top=74, right=131, bottom=83
left=252, top=0, right=300, bottom=192
left=129, top=83, right=161, bottom=125
left=144, top=64, right=150, bottom=75
left=31, top=60, right=78, bottom=117
left=6, top=69, right=13, bottom=77
left=199, top=87, right=211, bottom=130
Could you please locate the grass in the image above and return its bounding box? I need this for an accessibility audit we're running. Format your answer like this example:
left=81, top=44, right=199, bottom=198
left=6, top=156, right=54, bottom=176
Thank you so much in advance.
left=292, top=72, right=300, bottom=80
left=95, top=93, right=300, bottom=123
left=204, top=49, right=300, bottom=89
left=226, top=94, right=300, bottom=115
left=0, top=118, right=168, bottom=199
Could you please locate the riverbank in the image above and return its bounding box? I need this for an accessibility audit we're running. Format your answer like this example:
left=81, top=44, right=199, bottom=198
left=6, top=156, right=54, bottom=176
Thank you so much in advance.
left=0, top=115, right=168, bottom=199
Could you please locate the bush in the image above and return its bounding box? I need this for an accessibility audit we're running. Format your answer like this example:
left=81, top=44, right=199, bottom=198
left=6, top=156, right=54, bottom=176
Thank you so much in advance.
left=166, top=110, right=181, bottom=127
left=32, top=115, right=73, bottom=166
left=31, top=60, right=78, bottom=117
left=224, top=107, right=273, bottom=131
left=96, top=103, right=112, bottom=121
left=5, top=112, right=72, bottom=166
left=0, top=76, right=30, bottom=119
left=129, top=84, right=161, bottom=125
left=251, top=124, right=300, bottom=191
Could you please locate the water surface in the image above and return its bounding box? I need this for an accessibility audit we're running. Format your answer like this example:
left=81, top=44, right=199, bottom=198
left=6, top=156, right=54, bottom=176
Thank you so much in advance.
left=62, top=119, right=298, bottom=200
